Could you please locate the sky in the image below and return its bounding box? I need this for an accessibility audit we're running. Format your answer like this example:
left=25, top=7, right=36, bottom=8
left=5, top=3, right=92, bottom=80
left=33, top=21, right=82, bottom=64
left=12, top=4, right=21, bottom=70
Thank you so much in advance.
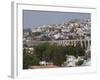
left=23, top=10, right=91, bottom=29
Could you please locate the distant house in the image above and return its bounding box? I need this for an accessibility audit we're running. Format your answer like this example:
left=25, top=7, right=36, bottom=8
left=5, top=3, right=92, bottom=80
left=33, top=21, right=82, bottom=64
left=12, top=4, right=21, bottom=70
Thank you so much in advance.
left=53, top=33, right=64, bottom=40
left=53, top=33, right=61, bottom=39
left=67, top=33, right=76, bottom=39
left=63, top=55, right=84, bottom=67
left=63, top=55, right=77, bottom=67
left=24, top=32, right=29, bottom=36
left=39, top=61, right=47, bottom=66
left=24, top=47, right=34, bottom=54
left=82, top=59, right=91, bottom=66
left=32, top=27, right=42, bottom=33
left=61, top=28, right=70, bottom=33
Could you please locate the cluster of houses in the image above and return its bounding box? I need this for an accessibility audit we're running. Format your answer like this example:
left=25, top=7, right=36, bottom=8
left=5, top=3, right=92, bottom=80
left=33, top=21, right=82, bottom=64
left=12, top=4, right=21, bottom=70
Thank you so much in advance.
left=23, top=19, right=91, bottom=43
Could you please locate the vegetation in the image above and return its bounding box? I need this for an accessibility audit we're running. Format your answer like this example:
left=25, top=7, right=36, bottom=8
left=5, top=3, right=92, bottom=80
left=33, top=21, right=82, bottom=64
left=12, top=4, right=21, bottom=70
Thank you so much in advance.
left=23, top=43, right=85, bottom=69
left=23, top=49, right=40, bottom=69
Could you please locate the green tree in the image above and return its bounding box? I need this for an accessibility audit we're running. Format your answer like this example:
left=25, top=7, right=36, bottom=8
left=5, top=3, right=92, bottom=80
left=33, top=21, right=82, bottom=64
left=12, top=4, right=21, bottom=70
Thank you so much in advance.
left=33, top=43, right=85, bottom=67
left=65, top=46, right=85, bottom=58
left=23, top=49, right=39, bottom=69
left=52, top=45, right=66, bottom=66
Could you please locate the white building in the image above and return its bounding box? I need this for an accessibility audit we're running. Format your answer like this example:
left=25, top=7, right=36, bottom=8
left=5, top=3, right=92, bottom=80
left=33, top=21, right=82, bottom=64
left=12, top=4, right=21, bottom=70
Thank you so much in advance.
left=53, top=33, right=61, bottom=39
left=64, top=55, right=77, bottom=67
left=32, top=27, right=42, bottom=33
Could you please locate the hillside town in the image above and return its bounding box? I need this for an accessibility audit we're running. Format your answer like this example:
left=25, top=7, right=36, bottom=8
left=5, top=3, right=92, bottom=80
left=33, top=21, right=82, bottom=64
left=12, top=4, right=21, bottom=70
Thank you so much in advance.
left=23, top=19, right=90, bottom=44
left=23, top=19, right=91, bottom=69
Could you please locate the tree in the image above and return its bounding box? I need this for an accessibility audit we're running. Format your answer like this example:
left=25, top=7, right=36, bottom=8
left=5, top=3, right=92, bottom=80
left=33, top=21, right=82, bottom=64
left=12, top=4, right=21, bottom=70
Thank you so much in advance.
left=32, top=43, right=85, bottom=67
left=65, top=46, right=85, bottom=58
left=34, top=43, right=50, bottom=61
left=33, top=43, right=67, bottom=66
left=52, top=45, right=66, bottom=66
left=23, top=49, right=39, bottom=69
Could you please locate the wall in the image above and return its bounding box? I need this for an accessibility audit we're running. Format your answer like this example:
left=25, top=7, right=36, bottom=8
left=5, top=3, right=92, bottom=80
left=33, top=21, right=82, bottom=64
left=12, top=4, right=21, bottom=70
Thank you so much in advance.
left=0, top=0, right=99, bottom=80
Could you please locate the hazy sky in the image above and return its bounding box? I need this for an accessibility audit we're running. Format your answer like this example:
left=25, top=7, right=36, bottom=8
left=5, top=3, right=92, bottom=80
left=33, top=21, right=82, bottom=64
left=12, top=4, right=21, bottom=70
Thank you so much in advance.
left=23, top=10, right=91, bottom=29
